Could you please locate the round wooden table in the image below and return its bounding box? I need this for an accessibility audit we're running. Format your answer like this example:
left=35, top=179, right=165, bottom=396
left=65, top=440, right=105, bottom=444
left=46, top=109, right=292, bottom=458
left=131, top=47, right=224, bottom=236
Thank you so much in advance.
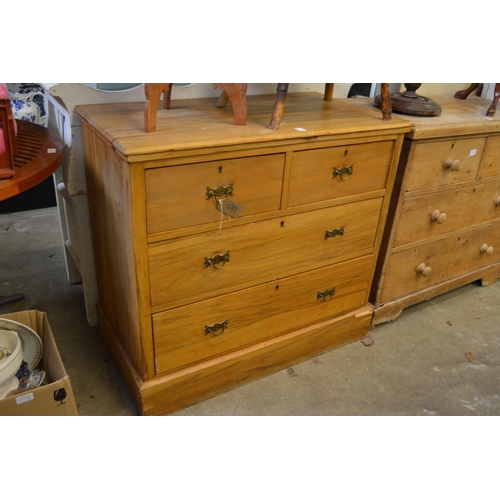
left=0, top=120, right=63, bottom=202
left=0, top=120, right=63, bottom=306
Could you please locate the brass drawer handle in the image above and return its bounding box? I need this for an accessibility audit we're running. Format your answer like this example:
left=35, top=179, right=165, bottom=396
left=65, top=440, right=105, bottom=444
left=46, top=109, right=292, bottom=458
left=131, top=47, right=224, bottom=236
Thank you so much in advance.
left=431, top=209, right=447, bottom=224
left=205, top=320, right=228, bottom=336
left=333, top=165, right=353, bottom=180
left=444, top=157, right=460, bottom=172
left=325, top=226, right=345, bottom=240
left=317, top=287, right=336, bottom=301
left=204, top=251, right=230, bottom=269
left=416, top=263, right=432, bottom=277
left=480, top=244, right=494, bottom=255
left=206, top=184, right=234, bottom=200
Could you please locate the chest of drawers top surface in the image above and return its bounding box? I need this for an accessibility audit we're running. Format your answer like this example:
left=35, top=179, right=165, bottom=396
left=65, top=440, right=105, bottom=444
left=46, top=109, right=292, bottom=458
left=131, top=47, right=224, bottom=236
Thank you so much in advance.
left=75, top=92, right=410, bottom=159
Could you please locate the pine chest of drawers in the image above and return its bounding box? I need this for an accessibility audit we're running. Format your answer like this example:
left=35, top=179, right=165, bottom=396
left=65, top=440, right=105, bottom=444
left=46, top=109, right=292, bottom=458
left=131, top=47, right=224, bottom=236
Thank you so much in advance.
left=369, top=96, right=500, bottom=325
left=76, top=93, right=410, bottom=415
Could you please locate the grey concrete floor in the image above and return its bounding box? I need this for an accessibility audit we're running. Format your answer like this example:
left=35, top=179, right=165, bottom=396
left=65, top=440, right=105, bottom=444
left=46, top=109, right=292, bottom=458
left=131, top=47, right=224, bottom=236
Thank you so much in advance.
left=1, top=206, right=500, bottom=416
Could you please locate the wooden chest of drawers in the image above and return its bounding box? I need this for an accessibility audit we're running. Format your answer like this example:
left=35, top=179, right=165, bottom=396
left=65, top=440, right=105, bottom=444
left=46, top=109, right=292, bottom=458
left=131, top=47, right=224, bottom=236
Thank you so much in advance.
left=76, top=93, right=409, bottom=415
left=368, top=96, right=500, bottom=325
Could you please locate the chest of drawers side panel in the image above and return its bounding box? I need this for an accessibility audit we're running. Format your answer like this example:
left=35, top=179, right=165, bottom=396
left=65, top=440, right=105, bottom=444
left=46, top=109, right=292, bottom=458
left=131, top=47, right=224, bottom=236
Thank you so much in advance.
left=81, top=122, right=154, bottom=379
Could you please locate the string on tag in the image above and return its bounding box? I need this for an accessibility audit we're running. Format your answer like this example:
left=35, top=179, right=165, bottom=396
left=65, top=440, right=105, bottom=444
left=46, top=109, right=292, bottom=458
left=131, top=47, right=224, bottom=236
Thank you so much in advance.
left=218, top=199, right=231, bottom=231
left=218, top=199, right=224, bottom=231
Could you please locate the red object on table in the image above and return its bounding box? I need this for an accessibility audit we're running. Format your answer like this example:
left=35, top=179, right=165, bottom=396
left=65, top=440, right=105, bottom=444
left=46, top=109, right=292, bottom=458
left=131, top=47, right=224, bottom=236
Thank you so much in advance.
left=0, top=83, right=18, bottom=178
left=0, top=120, right=63, bottom=202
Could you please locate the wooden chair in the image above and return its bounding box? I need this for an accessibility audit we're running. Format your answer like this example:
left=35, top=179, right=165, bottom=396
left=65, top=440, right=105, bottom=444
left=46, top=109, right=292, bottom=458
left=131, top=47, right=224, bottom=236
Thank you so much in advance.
left=0, top=83, right=18, bottom=179
left=143, top=83, right=393, bottom=132
left=454, top=83, right=500, bottom=116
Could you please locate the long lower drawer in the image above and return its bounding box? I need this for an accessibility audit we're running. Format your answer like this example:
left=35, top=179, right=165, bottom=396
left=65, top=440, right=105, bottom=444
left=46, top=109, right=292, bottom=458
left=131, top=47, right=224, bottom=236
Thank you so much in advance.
left=149, top=197, right=382, bottom=310
left=153, top=254, right=373, bottom=375
left=377, top=221, right=500, bottom=304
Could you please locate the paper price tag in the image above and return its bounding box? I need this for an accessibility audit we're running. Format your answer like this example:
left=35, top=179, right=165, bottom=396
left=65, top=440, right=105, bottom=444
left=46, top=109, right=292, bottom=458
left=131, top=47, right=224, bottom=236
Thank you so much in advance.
left=219, top=199, right=245, bottom=217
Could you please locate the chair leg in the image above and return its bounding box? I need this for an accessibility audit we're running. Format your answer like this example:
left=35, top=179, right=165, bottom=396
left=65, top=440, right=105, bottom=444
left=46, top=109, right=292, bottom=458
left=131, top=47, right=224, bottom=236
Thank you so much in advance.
left=454, top=83, right=480, bottom=100
left=486, top=83, right=500, bottom=116
left=324, top=83, right=334, bottom=101
left=214, top=84, right=248, bottom=125
left=144, top=83, right=172, bottom=132
left=380, top=83, right=392, bottom=121
left=269, top=83, right=289, bottom=130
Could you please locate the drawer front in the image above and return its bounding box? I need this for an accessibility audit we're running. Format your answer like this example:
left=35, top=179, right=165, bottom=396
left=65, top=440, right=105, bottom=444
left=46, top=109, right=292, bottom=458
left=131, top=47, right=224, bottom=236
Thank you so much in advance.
left=394, top=181, right=500, bottom=248
left=145, top=154, right=285, bottom=233
left=153, top=255, right=373, bottom=375
left=405, top=137, right=486, bottom=192
left=479, top=135, right=500, bottom=180
left=149, top=197, right=382, bottom=309
left=379, top=222, right=500, bottom=303
left=288, top=141, right=394, bottom=207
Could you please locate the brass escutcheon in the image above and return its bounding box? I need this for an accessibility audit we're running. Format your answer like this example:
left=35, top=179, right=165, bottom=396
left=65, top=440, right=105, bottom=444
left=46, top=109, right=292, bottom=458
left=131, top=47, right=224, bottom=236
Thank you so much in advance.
left=204, top=251, right=230, bottom=269
left=205, top=319, right=229, bottom=336
left=325, top=226, right=345, bottom=240
left=206, top=184, right=234, bottom=200
left=317, top=287, right=336, bottom=301
left=333, top=165, right=354, bottom=180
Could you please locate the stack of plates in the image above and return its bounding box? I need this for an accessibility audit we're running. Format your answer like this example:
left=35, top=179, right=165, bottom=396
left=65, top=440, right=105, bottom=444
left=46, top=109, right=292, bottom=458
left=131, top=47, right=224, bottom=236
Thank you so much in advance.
left=0, top=319, right=44, bottom=399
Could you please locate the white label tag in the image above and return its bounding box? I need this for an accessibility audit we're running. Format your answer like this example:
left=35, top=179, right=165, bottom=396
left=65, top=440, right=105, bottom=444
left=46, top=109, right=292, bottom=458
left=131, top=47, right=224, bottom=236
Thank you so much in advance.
left=295, top=127, right=307, bottom=132
left=47, top=148, right=56, bottom=153
left=469, top=149, right=477, bottom=156
left=16, top=392, right=34, bottom=404
left=219, top=199, right=245, bottom=217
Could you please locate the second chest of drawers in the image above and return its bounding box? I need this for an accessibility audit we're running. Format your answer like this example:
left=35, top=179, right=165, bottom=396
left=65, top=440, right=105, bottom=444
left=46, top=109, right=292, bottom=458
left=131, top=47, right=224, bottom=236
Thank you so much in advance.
left=370, top=96, right=500, bottom=324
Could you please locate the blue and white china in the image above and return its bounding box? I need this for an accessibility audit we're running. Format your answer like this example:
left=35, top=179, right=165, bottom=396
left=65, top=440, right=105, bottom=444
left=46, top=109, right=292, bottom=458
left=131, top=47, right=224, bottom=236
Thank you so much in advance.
left=7, top=83, right=46, bottom=126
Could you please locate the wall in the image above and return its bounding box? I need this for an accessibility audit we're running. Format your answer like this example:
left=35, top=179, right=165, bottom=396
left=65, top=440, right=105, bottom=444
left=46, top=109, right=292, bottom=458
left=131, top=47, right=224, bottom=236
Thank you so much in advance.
left=410, top=83, right=469, bottom=96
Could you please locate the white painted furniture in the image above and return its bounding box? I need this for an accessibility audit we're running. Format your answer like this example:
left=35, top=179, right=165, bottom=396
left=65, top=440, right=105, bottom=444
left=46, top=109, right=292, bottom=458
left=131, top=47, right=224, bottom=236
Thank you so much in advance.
left=43, top=83, right=148, bottom=326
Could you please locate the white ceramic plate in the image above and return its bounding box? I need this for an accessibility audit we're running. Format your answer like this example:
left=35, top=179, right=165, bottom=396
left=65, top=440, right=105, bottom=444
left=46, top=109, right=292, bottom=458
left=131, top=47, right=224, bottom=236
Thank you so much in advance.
left=0, top=319, right=43, bottom=370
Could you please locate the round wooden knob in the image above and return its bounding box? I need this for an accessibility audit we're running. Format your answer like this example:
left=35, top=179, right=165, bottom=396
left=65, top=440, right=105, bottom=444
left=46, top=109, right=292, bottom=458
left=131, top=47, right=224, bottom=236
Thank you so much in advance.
left=416, top=263, right=432, bottom=277
left=480, top=244, right=494, bottom=255
left=495, top=196, right=500, bottom=206
left=444, top=158, right=460, bottom=171
left=431, top=210, right=447, bottom=224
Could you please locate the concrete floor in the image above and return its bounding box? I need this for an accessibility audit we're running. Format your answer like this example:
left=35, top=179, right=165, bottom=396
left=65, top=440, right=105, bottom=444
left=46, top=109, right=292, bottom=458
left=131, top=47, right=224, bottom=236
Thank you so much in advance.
left=1, top=206, right=500, bottom=416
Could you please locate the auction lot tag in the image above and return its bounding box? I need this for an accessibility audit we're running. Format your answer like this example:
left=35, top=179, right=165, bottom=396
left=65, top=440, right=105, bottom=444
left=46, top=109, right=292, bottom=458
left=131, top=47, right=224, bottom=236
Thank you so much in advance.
left=219, top=199, right=245, bottom=217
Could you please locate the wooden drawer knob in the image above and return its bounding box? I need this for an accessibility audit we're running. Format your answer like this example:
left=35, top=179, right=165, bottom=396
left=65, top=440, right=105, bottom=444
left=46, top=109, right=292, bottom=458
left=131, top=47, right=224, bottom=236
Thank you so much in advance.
left=416, top=263, right=432, bottom=277
left=444, top=157, right=460, bottom=171
left=495, top=196, right=500, bottom=207
left=431, top=209, right=447, bottom=224
left=480, top=244, right=494, bottom=255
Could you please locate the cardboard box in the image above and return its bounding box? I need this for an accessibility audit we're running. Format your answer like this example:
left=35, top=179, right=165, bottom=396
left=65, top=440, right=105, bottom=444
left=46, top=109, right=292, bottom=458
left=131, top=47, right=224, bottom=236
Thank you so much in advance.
left=0, top=310, right=78, bottom=416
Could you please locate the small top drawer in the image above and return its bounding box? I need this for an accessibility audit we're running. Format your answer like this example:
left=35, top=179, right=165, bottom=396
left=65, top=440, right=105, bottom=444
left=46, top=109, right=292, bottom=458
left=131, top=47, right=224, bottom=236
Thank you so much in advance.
left=404, top=137, right=486, bottom=192
left=287, top=141, right=394, bottom=207
left=145, top=154, right=285, bottom=234
left=478, top=135, right=500, bottom=180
